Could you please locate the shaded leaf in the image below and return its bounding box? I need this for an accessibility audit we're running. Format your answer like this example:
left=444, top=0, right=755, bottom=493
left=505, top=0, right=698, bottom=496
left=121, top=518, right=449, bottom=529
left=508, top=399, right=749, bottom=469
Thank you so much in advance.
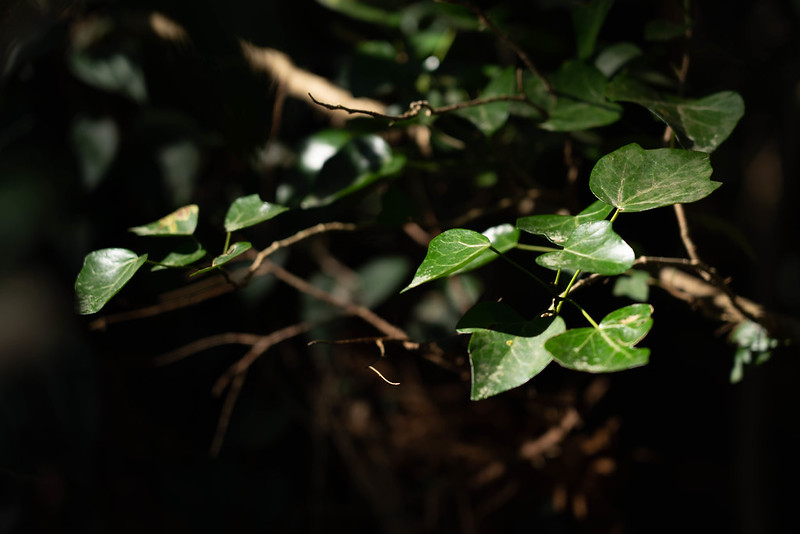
left=729, top=320, right=779, bottom=383
left=468, top=316, right=566, bottom=400
left=300, top=135, right=406, bottom=208
left=644, top=19, right=690, bottom=42
left=607, top=76, right=744, bottom=153
left=546, top=304, right=653, bottom=372
left=517, top=200, right=613, bottom=245
left=402, top=229, right=491, bottom=292
left=75, top=248, right=148, bottom=314
left=594, top=42, right=642, bottom=77
left=589, top=143, right=719, bottom=211
left=534, top=61, right=622, bottom=131
left=612, top=270, right=650, bottom=301
left=536, top=220, right=634, bottom=275
left=69, top=50, right=147, bottom=103
left=572, top=0, right=615, bottom=60
left=70, top=115, right=119, bottom=190
left=455, top=66, right=516, bottom=135
left=129, top=205, right=199, bottom=236
left=224, top=195, right=288, bottom=232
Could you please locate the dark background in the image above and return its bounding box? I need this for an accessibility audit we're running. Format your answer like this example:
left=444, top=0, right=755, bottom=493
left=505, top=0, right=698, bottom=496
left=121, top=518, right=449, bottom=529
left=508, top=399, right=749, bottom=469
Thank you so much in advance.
left=1, top=0, right=799, bottom=532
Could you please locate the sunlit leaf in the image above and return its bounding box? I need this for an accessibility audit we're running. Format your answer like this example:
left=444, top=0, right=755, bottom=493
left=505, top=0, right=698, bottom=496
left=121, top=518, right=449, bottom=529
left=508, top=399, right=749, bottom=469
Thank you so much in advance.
left=607, top=76, right=745, bottom=153
left=546, top=304, right=653, bottom=372
left=517, top=200, right=613, bottom=245
left=468, top=315, right=566, bottom=400
left=402, top=229, right=491, bottom=292
left=589, top=143, right=719, bottom=211
left=224, top=195, right=288, bottom=232
left=536, top=220, right=634, bottom=275
left=75, top=248, right=148, bottom=314
left=129, top=205, right=199, bottom=236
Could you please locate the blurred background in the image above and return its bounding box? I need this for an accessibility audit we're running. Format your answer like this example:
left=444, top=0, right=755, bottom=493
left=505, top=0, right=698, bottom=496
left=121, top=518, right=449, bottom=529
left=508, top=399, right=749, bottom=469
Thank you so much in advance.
left=1, top=0, right=799, bottom=532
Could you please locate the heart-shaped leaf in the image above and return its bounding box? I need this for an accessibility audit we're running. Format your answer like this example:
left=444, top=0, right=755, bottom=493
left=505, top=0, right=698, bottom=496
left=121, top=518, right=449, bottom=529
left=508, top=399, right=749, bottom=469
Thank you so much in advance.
left=225, top=195, right=288, bottom=232
left=192, top=242, right=252, bottom=276
left=129, top=205, right=199, bottom=236
left=517, top=200, right=613, bottom=245
left=456, top=301, right=525, bottom=334
left=75, top=248, right=148, bottom=314
left=546, top=304, right=653, bottom=372
left=589, top=143, right=719, bottom=212
left=572, top=0, right=615, bottom=60
left=607, top=77, right=744, bottom=153
left=536, top=220, right=634, bottom=275
left=402, top=229, right=491, bottom=292
left=468, top=315, right=566, bottom=400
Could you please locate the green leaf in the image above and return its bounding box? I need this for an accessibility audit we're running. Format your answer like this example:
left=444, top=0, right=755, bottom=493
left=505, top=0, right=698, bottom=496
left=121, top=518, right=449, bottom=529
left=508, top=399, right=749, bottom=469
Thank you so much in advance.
left=150, top=240, right=206, bottom=271
left=454, top=224, right=520, bottom=274
left=572, top=0, right=615, bottom=60
left=536, top=61, right=622, bottom=131
left=612, top=270, right=650, bottom=301
left=192, top=242, right=252, bottom=276
left=300, top=135, right=406, bottom=208
left=535, top=220, right=634, bottom=275
left=728, top=320, right=779, bottom=383
left=129, top=205, right=199, bottom=236
left=224, top=195, right=288, bottom=232
left=517, top=200, right=613, bottom=245
left=468, top=316, right=566, bottom=400
left=546, top=304, right=653, bottom=372
left=69, top=51, right=148, bottom=103
left=594, top=42, right=642, bottom=77
left=455, top=66, right=516, bottom=135
left=316, top=0, right=401, bottom=28
left=607, top=77, right=745, bottom=153
left=75, top=248, right=148, bottom=314
left=589, top=143, right=720, bottom=212
left=70, top=115, right=119, bottom=190
left=402, top=229, right=491, bottom=292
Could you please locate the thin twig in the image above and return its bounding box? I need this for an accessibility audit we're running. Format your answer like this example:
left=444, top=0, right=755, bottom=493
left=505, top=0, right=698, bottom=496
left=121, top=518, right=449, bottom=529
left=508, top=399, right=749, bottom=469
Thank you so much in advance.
left=435, top=0, right=551, bottom=92
left=154, top=332, right=264, bottom=366
left=309, top=92, right=545, bottom=123
left=247, top=221, right=358, bottom=279
left=367, top=365, right=401, bottom=386
left=263, top=259, right=411, bottom=342
left=209, top=371, right=246, bottom=458
left=212, top=322, right=312, bottom=397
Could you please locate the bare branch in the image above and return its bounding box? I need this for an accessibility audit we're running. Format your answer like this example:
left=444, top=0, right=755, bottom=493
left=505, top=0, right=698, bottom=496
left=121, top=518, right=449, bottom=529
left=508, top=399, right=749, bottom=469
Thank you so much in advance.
left=154, top=332, right=263, bottom=366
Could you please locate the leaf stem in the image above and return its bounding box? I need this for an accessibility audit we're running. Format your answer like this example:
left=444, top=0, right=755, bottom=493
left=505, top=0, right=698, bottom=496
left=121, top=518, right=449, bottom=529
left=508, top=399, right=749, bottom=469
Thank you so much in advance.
left=489, top=246, right=552, bottom=294
left=223, top=232, right=231, bottom=254
left=555, top=269, right=581, bottom=314
left=610, top=208, right=621, bottom=223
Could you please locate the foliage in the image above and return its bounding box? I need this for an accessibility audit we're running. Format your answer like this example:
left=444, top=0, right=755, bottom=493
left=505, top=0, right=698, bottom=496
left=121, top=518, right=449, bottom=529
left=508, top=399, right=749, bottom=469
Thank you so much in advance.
left=66, top=0, right=785, bottom=406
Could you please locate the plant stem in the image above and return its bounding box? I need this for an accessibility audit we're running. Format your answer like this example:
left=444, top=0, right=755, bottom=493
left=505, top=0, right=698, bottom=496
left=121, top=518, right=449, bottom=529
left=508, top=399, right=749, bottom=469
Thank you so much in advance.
left=610, top=208, right=621, bottom=223
left=555, top=269, right=581, bottom=314
left=223, top=232, right=231, bottom=253
left=489, top=246, right=553, bottom=294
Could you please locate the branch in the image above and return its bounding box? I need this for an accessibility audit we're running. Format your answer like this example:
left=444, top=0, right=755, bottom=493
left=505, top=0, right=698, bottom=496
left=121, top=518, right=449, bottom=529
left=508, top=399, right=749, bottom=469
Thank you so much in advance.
left=309, top=92, right=546, bottom=124
left=154, top=332, right=263, bottom=366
